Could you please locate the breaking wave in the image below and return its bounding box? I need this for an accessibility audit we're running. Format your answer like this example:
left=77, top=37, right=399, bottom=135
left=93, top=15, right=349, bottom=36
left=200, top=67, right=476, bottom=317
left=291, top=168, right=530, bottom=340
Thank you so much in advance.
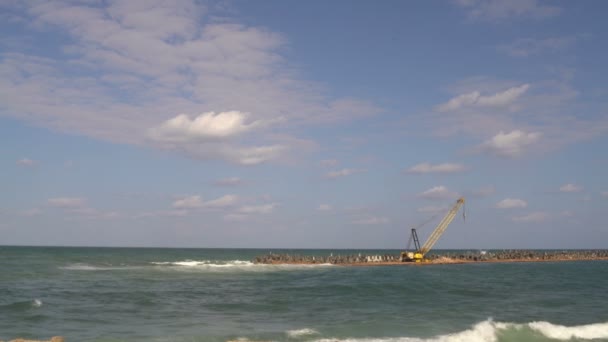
left=527, top=321, right=608, bottom=340
left=60, top=263, right=142, bottom=271
left=60, top=260, right=333, bottom=272
left=287, top=328, right=320, bottom=338
left=0, top=299, right=43, bottom=311
left=32, top=299, right=43, bottom=308
left=150, top=260, right=334, bottom=272
left=312, top=319, right=608, bottom=342
left=151, top=260, right=254, bottom=267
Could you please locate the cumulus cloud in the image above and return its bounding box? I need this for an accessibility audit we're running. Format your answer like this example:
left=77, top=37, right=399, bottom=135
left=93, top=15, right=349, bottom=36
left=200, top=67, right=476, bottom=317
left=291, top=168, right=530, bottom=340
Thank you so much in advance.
left=47, top=197, right=86, bottom=208
left=406, top=162, right=467, bottom=174
left=559, top=184, right=582, bottom=193
left=325, top=168, right=365, bottom=179
left=418, top=186, right=459, bottom=200
left=148, top=112, right=286, bottom=165
left=238, top=203, right=277, bottom=214
left=16, top=158, right=36, bottom=166
left=478, top=130, right=542, bottom=157
left=437, top=84, right=529, bottom=112
left=318, top=204, right=332, bottom=211
left=213, top=177, right=243, bottom=187
left=454, top=0, right=561, bottom=21
left=512, top=211, right=549, bottom=223
left=495, top=198, right=528, bottom=209
left=352, top=216, right=390, bottom=225
left=149, top=111, right=264, bottom=142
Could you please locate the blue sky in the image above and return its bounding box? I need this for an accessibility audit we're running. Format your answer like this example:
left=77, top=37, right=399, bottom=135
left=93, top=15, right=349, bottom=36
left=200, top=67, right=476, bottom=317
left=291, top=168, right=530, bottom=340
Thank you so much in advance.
left=1, top=0, right=607, bottom=248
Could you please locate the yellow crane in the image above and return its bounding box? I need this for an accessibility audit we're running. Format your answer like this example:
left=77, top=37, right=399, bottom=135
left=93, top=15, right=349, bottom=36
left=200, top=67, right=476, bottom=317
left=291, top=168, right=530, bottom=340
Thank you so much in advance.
left=401, top=197, right=465, bottom=262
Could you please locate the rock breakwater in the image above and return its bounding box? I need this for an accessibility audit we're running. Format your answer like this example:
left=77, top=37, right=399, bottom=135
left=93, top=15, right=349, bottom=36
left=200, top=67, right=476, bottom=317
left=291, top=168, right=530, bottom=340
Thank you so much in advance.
left=253, top=250, right=608, bottom=265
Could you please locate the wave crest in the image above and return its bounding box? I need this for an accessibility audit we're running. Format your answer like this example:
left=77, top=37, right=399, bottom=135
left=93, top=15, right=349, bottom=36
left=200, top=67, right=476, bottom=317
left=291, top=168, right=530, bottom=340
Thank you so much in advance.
left=528, top=321, right=608, bottom=340
left=313, top=319, right=608, bottom=342
left=287, top=328, right=319, bottom=338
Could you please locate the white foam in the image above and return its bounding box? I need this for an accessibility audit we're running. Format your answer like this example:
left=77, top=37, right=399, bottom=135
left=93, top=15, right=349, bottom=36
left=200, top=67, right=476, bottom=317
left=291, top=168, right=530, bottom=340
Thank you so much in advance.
left=313, top=320, right=498, bottom=342
left=149, top=260, right=333, bottom=272
left=60, top=263, right=140, bottom=271
left=151, top=260, right=254, bottom=267
left=32, top=299, right=42, bottom=308
left=312, top=319, right=608, bottom=342
left=528, top=321, right=608, bottom=340
left=287, top=328, right=319, bottom=338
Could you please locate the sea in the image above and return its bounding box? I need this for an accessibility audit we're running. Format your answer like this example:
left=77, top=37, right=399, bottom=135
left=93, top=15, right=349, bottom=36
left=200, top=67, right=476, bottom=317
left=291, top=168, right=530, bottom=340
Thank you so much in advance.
left=1, top=246, right=607, bottom=342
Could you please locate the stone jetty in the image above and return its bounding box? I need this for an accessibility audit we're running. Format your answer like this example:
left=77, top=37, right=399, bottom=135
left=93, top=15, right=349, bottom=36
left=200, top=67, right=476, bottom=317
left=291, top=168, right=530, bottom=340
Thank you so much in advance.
left=253, top=250, right=608, bottom=265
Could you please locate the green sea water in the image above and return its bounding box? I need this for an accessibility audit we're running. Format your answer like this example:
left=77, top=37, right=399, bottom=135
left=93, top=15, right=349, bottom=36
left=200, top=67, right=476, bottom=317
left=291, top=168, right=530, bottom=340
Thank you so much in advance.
left=1, top=246, right=607, bottom=342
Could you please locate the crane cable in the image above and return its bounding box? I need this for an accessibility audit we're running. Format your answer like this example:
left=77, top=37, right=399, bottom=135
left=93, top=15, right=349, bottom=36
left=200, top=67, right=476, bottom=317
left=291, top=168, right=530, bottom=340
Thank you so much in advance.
left=406, top=211, right=442, bottom=250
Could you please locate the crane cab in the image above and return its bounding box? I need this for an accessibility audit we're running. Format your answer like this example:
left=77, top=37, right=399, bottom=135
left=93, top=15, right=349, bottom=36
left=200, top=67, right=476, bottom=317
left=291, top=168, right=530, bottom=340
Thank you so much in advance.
left=401, top=251, right=424, bottom=262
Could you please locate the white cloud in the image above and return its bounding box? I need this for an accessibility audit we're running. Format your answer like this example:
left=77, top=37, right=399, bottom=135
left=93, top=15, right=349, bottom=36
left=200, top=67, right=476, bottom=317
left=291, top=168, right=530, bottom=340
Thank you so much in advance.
left=47, top=197, right=86, bottom=208
left=512, top=211, right=549, bottom=223
left=601, top=191, right=608, bottom=198
left=418, top=186, right=459, bottom=200
left=161, top=142, right=285, bottom=165
left=213, top=177, right=243, bottom=187
left=172, top=194, right=239, bottom=209
left=172, top=195, right=203, bottom=209
left=454, top=0, right=561, bottom=21
left=203, top=195, right=239, bottom=209
left=149, top=111, right=262, bottom=142
left=238, top=203, right=277, bottom=214
left=352, top=216, right=390, bottom=225
left=16, top=158, right=36, bottom=166
left=224, top=145, right=286, bottom=165
left=495, top=198, right=528, bottom=209
left=325, top=168, right=364, bottom=179
left=428, top=76, right=607, bottom=151
left=478, top=130, right=542, bottom=157
left=437, top=84, right=529, bottom=112
left=318, top=204, right=332, bottom=211
left=559, top=184, right=582, bottom=193
left=148, top=112, right=286, bottom=165
left=0, top=2, right=379, bottom=165
left=406, top=162, right=467, bottom=174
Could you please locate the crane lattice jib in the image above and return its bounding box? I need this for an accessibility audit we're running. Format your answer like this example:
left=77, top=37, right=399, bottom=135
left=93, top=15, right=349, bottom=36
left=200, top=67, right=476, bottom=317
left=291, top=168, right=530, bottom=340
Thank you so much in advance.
left=420, top=197, right=465, bottom=255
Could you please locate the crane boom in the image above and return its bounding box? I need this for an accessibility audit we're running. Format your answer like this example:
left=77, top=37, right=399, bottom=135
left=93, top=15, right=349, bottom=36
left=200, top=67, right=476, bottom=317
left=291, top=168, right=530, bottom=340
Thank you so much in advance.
left=420, top=197, right=465, bottom=254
